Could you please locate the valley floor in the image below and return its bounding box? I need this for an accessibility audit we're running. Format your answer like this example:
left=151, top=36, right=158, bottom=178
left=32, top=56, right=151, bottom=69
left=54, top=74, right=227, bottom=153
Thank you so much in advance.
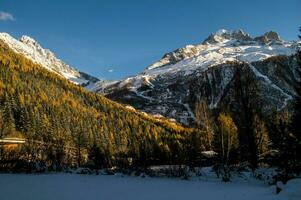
left=0, top=173, right=300, bottom=200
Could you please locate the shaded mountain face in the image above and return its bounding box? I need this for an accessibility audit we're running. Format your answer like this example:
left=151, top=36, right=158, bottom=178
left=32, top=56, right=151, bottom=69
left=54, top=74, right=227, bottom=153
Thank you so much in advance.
left=93, top=29, right=300, bottom=125
left=0, top=33, right=99, bottom=87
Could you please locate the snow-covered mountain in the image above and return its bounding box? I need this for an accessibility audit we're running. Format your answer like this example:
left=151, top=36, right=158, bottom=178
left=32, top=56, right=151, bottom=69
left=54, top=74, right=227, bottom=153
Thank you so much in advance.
left=0, top=32, right=99, bottom=86
left=94, top=29, right=300, bottom=125
left=1, top=30, right=299, bottom=125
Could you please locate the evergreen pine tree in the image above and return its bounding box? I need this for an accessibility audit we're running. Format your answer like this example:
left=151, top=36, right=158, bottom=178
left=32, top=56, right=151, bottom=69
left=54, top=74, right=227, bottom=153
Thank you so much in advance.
left=288, top=27, right=301, bottom=174
left=274, top=28, right=301, bottom=180
left=233, top=64, right=261, bottom=170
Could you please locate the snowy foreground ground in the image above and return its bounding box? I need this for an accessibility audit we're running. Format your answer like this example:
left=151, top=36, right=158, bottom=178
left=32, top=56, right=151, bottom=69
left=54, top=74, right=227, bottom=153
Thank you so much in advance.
left=0, top=172, right=300, bottom=200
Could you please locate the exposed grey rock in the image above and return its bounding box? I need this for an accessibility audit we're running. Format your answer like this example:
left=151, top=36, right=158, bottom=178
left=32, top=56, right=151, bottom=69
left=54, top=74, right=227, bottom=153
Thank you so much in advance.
left=254, top=31, right=282, bottom=44
left=264, top=31, right=281, bottom=41
left=231, top=29, right=252, bottom=41
left=147, top=45, right=199, bottom=70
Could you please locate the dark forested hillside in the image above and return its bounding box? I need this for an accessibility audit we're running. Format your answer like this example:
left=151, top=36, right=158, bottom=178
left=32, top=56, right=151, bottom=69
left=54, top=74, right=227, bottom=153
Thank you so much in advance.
left=0, top=40, right=194, bottom=170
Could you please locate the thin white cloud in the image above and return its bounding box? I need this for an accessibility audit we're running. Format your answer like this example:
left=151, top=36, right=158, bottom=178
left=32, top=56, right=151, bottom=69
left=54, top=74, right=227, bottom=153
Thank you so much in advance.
left=0, top=11, right=15, bottom=21
left=108, top=69, right=114, bottom=73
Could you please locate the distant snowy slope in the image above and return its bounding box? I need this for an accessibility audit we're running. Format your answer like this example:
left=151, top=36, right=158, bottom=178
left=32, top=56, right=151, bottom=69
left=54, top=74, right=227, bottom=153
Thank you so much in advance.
left=96, top=29, right=298, bottom=93
left=0, top=32, right=99, bottom=86
left=143, top=29, right=296, bottom=78
left=95, top=29, right=300, bottom=125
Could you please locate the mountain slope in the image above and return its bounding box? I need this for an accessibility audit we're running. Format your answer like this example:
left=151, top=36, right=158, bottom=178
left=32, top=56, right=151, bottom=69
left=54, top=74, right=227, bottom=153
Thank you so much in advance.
left=94, top=30, right=300, bottom=125
left=0, top=32, right=99, bottom=86
left=0, top=40, right=193, bottom=168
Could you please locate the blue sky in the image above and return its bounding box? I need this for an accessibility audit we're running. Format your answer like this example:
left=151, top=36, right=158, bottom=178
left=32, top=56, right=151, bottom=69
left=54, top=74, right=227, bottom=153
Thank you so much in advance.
left=0, top=0, right=300, bottom=80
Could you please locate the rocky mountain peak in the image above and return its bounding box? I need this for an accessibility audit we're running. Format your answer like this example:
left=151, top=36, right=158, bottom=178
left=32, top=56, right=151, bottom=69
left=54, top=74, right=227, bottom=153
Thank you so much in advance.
left=203, top=29, right=283, bottom=45
left=147, top=45, right=199, bottom=70
left=203, top=29, right=252, bottom=44
left=231, top=29, right=252, bottom=41
left=264, top=31, right=281, bottom=41
left=20, top=35, right=40, bottom=48
left=254, top=31, right=282, bottom=44
left=145, top=29, right=292, bottom=71
left=19, top=35, right=55, bottom=60
left=0, top=32, right=99, bottom=86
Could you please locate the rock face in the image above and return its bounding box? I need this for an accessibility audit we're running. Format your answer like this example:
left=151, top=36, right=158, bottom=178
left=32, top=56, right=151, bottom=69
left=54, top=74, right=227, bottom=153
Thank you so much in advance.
left=147, top=45, right=199, bottom=70
left=254, top=31, right=282, bottom=44
left=94, top=29, right=300, bottom=125
left=0, top=33, right=99, bottom=86
left=203, top=29, right=253, bottom=44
